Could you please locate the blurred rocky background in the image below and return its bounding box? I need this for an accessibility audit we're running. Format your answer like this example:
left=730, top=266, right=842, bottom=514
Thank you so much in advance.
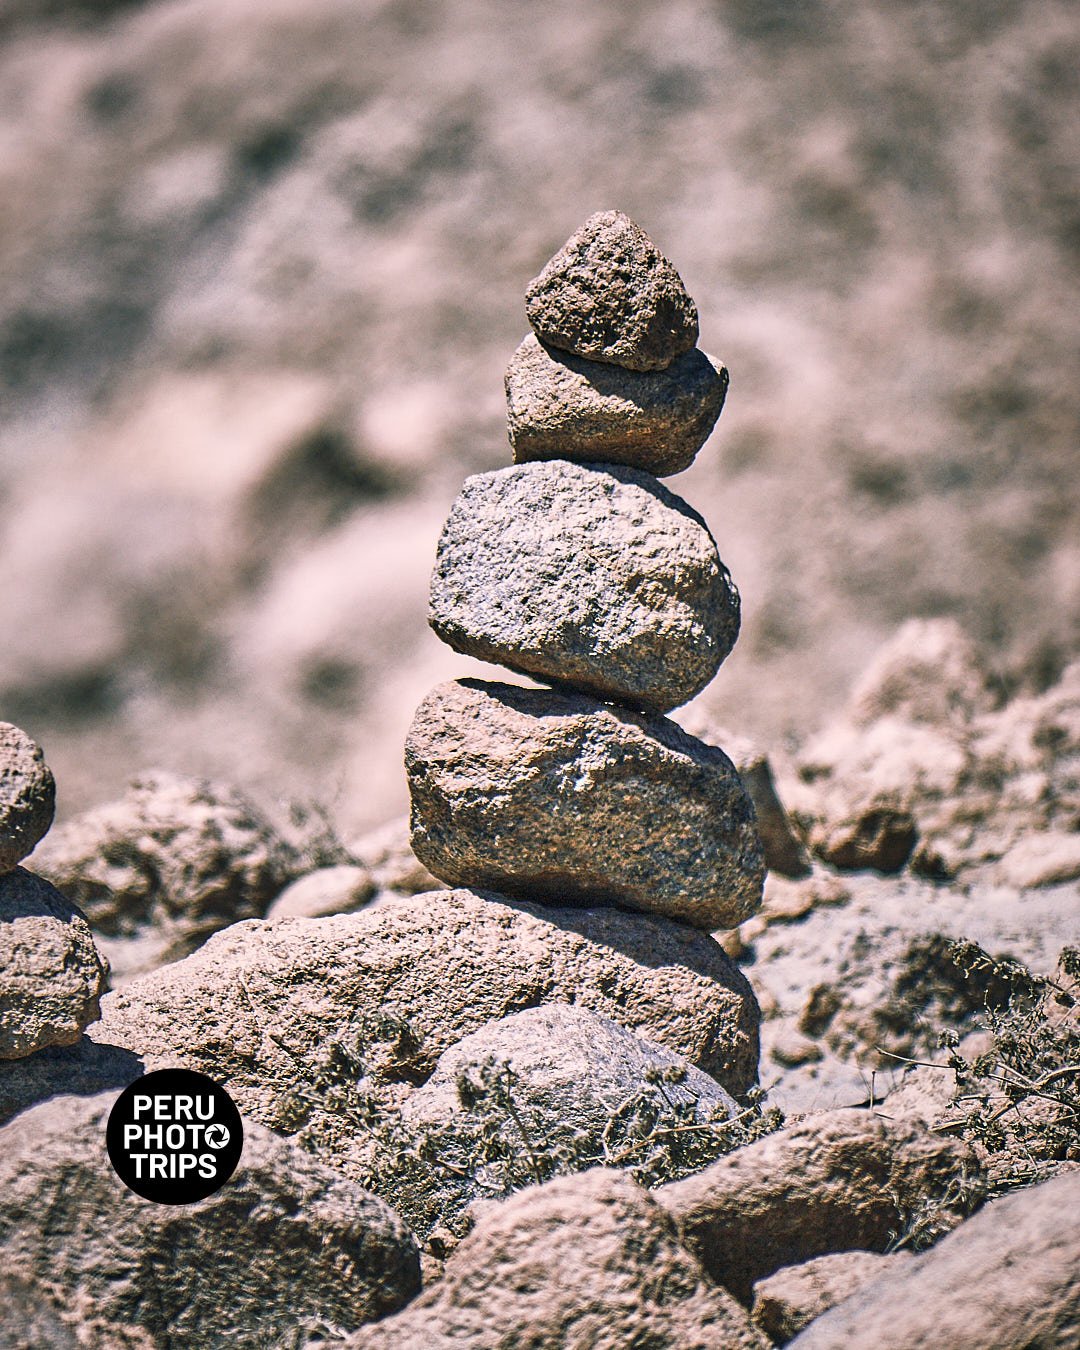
left=2, top=0, right=1077, bottom=835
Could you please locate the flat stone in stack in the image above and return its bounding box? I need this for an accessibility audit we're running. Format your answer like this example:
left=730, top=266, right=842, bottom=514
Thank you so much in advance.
left=428, top=459, right=739, bottom=713
left=506, top=335, right=728, bottom=475
left=0, top=722, right=55, bottom=873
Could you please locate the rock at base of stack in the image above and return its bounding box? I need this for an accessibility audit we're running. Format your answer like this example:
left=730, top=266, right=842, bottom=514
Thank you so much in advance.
left=406, top=679, right=764, bottom=931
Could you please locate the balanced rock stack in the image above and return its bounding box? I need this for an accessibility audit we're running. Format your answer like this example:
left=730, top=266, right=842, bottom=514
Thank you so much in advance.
left=0, top=724, right=107, bottom=1059
left=407, top=211, right=764, bottom=933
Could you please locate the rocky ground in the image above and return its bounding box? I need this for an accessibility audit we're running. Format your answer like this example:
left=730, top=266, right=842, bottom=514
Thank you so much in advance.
left=1, top=3, right=1078, bottom=1345
left=0, top=620, right=1077, bottom=1345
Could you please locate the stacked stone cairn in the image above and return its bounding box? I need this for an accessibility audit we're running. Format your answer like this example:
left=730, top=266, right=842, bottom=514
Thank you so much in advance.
left=0, top=723, right=107, bottom=1060
left=407, top=211, right=765, bottom=933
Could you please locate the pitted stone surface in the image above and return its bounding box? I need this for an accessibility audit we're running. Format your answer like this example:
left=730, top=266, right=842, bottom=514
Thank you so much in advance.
left=406, top=679, right=764, bottom=930
left=506, top=334, right=728, bottom=476
left=0, top=723, right=55, bottom=873
left=428, top=461, right=740, bottom=713
left=0, top=868, right=107, bottom=1059
left=91, top=888, right=761, bottom=1116
left=525, top=210, right=699, bottom=370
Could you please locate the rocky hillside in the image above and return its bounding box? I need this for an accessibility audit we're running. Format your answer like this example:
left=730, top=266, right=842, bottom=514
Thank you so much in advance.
left=1, top=0, right=1078, bottom=831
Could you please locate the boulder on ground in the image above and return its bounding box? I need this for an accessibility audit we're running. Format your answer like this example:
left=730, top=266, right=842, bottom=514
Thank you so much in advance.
left=264, top=864, right=375, bottom=919
left=349, top=815, right=440, bottom=896
left=658, top=1108, right=983, bottom=1303
left=368, top=1004, right=741, bottom=1239
left=0, top=867, right=108, bottom=1059
left=0, top=1092, right=420, bottom=1350
left=752, top=1250, right=912, bottom=1344
left=428, top=460, right=740, bottom=713
left=33, top=771, right=300, bottom=939
left=0, top=722, right=56, bottom=873
left=90, top=889, right=762, bottom=1141
left=789, top=1171, right=1080, bottom=1348
left=407, top=680, right=764, bottom=931
left=849, top=619, right=996, bottom=730
left=505, top=334, right=727, bottom=476
left=525, top=210, right=699, bottom=371
left=347, top=1168, right=766, bottom=1349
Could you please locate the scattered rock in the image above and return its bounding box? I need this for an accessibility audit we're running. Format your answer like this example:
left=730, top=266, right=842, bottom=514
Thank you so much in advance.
left=0, top=1035, right=143, bottom=1126
left=752, top=1250, right=912, bottom=1345
left=525, top=210, right=699, bottom=371
left=0, top=722, right=56, bottom=873
left=350, top=815, right=441, bottom=896
left=996, top=831, right=1080, bottom=889
left=768, top=1024, right=823, bottom=1068
left=406, top=679, right=764, bottom=931
left=658, top=1108, right=983, bottom=1303
left=0, top=1092, right=420, bottom=1349
left=817, top=802, right=919, bottom=873
left=368, top=1004, right=740, bottom=1238
left=428, top=461, right=740, bottom=713
left=33, top=771, right=300, bottom=939
left=264, top=864, right=375, bottom=919
left=505, top=334, right=727, bottom=476
left=789, top=1170, right=1080, bottom=1349
left=676, top=715, right=810, bottom=879
left=0, top=867, right=108, bottom=1059
left=849, top=619, right=996, bottom=730
left=0, top=1273, right=80, bottom=1350
left=90, top=889, right=762, bottom=1131
left=347, top=1168, right=766, bottom=1349
left=790, top=633, right=1080, bottom=883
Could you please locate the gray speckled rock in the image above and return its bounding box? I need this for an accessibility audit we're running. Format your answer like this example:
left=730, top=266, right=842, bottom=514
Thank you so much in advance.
left=428, top=461, right=740, bottom=713
left=0, top=868, right=108, bottom=1059
left=525, top=211, right=699, bottom=371
left=90, top=888, right=761, bottom=1123
left=0, top=723, right=55, bottom=873
left=406, top=679, right=764, bottom=930
left=373, top=1004, right=740, bottom=1238
left=506, top=334, right=728, bottom=476
left=0, top=1092, right=420, bottom=1349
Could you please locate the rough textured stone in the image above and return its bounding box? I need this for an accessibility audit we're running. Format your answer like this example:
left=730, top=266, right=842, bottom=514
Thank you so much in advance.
left=505, top=334, right=727, bottom=476
left=33, top=770, right=299, bottom=939
left=0, top=868, right=108, bottom=1059
left=428, top=461, right=740, bottom=712
left=0, top=1035, right=143, bottom=1126
left=0, top=1093, right=420, bottom=1349
left=372, top=1004, right=740, bottom=1238
left=752, top=1251, right=911, bottom=1344
left=348, top=1169, right=767, bottom=1350
left=406, top=680, right=764, bottom=930
left=525, top=211, right=699, bottom=371
left=0, top=722, right=55, bottom=873
left=264, top=863, right=375, bottom=919
left=659, top=1108, right=983, bottom=1303
left=790, top=1171, right=1080, bottom=1349
left=90, top=890, right=762, bottom=1135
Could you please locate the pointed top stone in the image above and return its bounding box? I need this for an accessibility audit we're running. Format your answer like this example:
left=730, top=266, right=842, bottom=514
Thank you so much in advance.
left=525, top=211, right=699, bottom=372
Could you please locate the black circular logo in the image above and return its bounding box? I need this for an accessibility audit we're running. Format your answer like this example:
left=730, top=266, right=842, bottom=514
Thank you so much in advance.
left=106, top=1069, right=243, bottom=1205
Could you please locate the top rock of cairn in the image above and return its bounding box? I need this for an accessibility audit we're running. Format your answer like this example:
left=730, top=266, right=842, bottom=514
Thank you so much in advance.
left=525, top=211, right=699, bottom=372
